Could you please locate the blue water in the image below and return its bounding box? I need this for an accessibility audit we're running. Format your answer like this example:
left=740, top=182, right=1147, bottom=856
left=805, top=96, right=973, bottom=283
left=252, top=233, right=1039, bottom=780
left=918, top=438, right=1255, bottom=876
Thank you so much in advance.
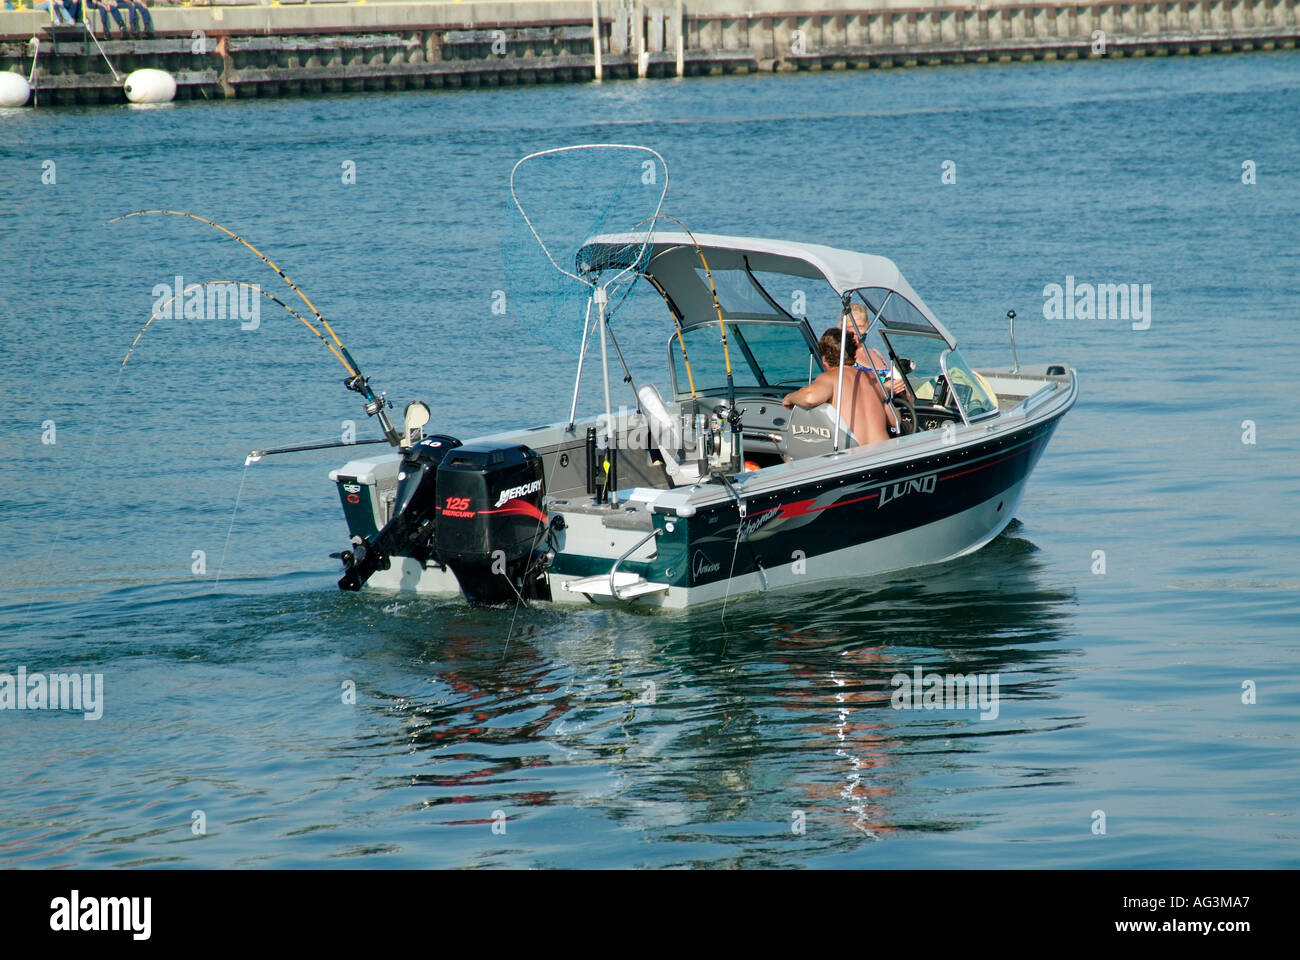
left=2, top=52, right=1298, bottom=868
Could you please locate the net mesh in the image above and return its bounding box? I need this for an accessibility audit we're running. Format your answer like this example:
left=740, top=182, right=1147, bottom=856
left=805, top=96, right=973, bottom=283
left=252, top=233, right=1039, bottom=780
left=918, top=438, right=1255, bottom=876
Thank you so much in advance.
left=503, top=145, right=668, bottom=351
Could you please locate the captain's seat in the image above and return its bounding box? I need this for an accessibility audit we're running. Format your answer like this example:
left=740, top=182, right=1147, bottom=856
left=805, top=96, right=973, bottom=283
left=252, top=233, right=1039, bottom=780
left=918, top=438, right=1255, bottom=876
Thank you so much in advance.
left=637, top=384, right=701, bottom=485
left=783, top=403, right=857, bottom=460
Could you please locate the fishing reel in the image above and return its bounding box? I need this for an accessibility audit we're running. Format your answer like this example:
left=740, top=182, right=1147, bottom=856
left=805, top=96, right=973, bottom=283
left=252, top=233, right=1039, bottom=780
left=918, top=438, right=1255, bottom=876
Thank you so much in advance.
left=705, top=401, right=744, bottom=476
left=344, top=373, right=386, bottom=411
left=344, top=373, right=400, bottom=446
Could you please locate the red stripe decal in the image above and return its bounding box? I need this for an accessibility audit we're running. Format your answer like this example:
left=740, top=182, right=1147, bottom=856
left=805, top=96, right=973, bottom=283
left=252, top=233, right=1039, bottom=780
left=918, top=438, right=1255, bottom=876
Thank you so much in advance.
left=478, top=499, right=548, bottom=524
left=768, top=440, right=1033, bottom=518
left=937, top=447, right=1027, bottom=483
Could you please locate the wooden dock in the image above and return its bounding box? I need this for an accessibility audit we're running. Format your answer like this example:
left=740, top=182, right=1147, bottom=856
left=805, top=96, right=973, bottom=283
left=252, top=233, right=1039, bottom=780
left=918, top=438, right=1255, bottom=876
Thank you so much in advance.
left=1, top=0, right=1297, bottom=106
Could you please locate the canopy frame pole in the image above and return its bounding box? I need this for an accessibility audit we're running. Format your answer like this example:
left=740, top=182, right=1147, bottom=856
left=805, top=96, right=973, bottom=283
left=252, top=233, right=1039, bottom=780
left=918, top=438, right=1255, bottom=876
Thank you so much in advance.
left=845, top=292, right=899, bottom=435
left=567, top=295, right=595, bottom=431
left=596, top=286, right=617, bottom=505
left=833, top=299, right=848, bottom=452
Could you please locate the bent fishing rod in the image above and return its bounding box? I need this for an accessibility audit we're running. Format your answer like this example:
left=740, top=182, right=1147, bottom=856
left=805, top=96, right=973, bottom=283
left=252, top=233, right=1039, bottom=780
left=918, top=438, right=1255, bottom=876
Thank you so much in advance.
left=109, top=209, right=402, bottom=448
left=634, top=212, right=743, bottom=475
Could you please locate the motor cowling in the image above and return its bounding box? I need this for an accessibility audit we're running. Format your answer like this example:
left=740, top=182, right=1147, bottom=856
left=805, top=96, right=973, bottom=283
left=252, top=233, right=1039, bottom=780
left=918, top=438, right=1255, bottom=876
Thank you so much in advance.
left=434, top=442, right=548, bottom=604
left=337, top=435, right=461, bottom=591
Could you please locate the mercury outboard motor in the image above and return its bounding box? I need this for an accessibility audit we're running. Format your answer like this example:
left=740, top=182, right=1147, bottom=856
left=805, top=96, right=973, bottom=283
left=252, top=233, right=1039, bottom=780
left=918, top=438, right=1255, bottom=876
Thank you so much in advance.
left=337, top=435, right=462, bottom=591
left=433, top=442, right=549, bottom=605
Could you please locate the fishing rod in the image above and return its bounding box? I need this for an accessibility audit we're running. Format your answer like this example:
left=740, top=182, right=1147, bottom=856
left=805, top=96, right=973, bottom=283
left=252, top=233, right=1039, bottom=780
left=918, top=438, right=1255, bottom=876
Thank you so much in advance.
left=124, top=281, right=407, bottom=462
left=635, top=213, right=742, bottom=475
left=109, top=210, right=401, bottom=446
left=640, top=271, right=696, bottom=397
left=125, top=280, right=326, bottom=369
left=246, top=437, right=391, bottom=465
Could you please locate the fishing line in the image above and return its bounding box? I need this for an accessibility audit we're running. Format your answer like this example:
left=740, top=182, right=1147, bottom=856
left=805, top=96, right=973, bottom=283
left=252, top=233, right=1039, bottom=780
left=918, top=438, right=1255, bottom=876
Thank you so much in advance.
left=633, top=214, right=732, bottom=385
left=720, top=517, right=744, bottom=632
left=212, top=460, right=251, bottom=591
left=501, top=520, right=550, bottom=659
left=125, top=281, right=363, bottom=589
left=718, top=474, right=752, bottom=631
left=24, top=275, right=340, bottom=616
left=634, top=213, right=743, bottom=472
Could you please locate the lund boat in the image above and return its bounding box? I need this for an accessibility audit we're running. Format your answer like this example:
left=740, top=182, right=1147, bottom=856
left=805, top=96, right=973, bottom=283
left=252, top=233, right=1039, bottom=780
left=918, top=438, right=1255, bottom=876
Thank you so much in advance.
left=330, top=231, right=1077, bottom=608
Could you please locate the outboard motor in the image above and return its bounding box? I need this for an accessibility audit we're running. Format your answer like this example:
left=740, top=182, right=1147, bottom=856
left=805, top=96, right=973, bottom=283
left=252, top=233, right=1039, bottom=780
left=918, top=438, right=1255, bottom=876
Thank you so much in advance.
left=433, top=442, right=549, bottom=605
left=337, top=435, right=462, bottom=591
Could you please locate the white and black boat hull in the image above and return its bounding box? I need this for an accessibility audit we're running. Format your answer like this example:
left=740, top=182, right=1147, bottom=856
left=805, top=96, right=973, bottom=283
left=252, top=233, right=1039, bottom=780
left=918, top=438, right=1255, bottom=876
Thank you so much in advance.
left=331, top=369, right=1075, bottom=609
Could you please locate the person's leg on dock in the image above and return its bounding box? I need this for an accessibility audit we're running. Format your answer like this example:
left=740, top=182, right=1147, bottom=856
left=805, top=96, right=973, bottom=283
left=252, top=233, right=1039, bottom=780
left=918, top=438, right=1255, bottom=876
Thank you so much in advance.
left=136, top=1, right=153, bottom=38
left=116, top=0, right=151, bottom=38
left=87, top=0, right=119, bottom=37
left=110, top=0, right=132, bottom=36
left=35, top=0, right=73, bottom=23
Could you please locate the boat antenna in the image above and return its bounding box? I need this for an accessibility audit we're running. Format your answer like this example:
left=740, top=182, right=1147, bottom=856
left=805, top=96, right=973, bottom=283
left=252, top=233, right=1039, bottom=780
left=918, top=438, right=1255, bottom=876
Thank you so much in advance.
left=1007, top=309, right=1020, bottom=373
left=109, top=210, right=401, bottom=446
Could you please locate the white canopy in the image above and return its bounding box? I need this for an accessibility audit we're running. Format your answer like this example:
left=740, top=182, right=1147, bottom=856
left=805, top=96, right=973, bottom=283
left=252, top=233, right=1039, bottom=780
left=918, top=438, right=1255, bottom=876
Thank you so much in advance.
left=577, top=231, right=957, bottom=345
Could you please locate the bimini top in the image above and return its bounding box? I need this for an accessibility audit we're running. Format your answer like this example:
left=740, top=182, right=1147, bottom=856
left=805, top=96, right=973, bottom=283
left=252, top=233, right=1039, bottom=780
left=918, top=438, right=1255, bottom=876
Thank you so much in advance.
left=577, top=231, right=957, bottom=345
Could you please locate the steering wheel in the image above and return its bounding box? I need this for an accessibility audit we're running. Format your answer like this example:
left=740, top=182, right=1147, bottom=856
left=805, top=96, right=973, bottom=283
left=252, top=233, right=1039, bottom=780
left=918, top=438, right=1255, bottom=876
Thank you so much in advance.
left=890, top=389, right=916, bottom=436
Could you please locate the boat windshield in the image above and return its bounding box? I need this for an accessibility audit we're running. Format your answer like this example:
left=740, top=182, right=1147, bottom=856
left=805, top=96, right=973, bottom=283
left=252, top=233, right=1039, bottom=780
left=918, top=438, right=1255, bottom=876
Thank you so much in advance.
left=879, top=330, right=996, bottom=418
left=669, top=320, right=818, bottom=397
left=879, top=330, right=947, bottom=402
left=942, top=347, right=998, bottom=418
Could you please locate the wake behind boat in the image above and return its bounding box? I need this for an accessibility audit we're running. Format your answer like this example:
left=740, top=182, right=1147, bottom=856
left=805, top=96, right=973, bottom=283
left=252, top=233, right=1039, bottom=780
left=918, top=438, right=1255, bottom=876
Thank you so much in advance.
left=329, top=151, right=1077, bottom=608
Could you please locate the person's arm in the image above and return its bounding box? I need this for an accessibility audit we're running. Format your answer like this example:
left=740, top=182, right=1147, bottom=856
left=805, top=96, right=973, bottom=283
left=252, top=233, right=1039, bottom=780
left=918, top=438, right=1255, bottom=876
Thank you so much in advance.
left=783, top=374, right=833, bottom=410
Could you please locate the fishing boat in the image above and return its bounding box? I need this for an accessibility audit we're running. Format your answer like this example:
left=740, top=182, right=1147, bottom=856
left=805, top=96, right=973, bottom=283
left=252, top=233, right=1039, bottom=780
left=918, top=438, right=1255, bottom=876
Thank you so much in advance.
left=328, top=153, right=1077, bottom=607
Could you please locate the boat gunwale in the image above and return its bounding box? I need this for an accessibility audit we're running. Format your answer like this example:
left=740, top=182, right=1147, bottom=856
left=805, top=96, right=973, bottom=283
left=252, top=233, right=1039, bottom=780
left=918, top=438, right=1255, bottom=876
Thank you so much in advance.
left=645, top=368, right=1078, bottom=510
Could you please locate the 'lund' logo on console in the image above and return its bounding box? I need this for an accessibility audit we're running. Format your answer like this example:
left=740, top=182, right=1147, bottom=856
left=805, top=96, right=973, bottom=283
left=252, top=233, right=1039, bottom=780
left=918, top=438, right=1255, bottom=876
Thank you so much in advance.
left=792, top=423, right=831, bottom=441
left=878, top=474, right=937, bottom=508
left=494, top=479, right=542, bottom=507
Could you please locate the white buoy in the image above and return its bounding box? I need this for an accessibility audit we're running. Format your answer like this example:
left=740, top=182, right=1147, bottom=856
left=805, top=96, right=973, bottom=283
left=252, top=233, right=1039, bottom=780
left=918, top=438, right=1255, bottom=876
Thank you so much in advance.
left=123, top=68, right=176, bottom=104
left=0, top=71, right=31, bottom=108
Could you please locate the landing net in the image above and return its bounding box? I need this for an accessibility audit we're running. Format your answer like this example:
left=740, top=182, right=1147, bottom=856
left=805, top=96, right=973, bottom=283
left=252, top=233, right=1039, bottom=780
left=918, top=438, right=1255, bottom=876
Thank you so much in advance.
left=503, top=144, right=669, bottom=349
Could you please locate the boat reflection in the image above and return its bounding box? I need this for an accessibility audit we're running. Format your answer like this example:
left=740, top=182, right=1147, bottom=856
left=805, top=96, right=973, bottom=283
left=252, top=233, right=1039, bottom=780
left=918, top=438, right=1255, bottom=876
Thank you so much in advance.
left=346, top=524, right=1078, bottom=847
